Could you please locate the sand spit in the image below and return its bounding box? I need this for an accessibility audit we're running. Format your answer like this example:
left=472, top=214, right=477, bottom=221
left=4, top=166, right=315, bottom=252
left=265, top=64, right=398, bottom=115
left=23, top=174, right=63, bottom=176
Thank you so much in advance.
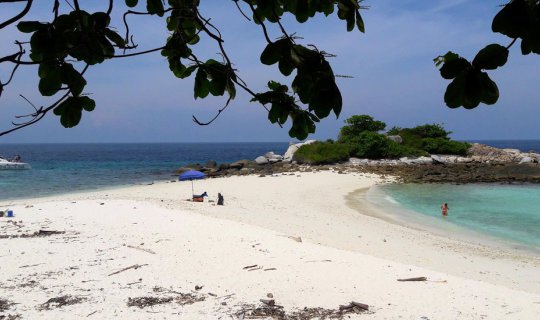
left=1, top=172, right=539, bottom=319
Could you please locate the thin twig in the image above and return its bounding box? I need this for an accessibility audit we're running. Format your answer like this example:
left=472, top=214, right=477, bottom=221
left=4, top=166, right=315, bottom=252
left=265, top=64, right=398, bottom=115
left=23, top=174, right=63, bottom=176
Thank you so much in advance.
left=107, top=264, right=148, bottom=276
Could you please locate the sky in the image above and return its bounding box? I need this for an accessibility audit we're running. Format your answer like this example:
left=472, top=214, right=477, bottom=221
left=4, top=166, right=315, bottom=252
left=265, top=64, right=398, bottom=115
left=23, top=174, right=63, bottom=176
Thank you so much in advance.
left=0, top=0, right=539, bottom=143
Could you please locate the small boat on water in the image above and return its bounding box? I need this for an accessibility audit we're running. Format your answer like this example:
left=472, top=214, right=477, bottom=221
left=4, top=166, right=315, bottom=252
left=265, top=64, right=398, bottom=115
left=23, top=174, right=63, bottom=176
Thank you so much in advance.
left=0, top=156, right=31, bottom=170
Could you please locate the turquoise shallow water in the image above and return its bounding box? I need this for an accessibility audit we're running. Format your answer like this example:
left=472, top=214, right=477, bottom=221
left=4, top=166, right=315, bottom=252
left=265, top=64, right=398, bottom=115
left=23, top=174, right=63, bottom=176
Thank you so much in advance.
left=378, top=184, right=540, bottom=249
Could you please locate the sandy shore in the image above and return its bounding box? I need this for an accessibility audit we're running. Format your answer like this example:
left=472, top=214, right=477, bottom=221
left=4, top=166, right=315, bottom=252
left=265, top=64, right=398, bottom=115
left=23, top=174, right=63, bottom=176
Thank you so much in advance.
left=1, top=171, right=540, bottom=319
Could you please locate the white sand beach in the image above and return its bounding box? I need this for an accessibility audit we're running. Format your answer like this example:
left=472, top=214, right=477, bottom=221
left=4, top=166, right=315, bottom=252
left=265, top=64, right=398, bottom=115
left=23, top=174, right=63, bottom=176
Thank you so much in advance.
left=1, top=171, right=540, bottom=319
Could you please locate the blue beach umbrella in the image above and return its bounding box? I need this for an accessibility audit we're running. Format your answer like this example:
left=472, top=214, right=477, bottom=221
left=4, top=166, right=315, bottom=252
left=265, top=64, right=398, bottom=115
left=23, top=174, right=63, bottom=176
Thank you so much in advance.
left=179, top=170, right=205, bottom=196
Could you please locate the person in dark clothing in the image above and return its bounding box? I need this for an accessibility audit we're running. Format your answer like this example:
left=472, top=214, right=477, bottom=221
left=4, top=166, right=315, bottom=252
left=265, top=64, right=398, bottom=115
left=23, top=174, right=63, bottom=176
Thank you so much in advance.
left=217, top=193, right=224, bottom=206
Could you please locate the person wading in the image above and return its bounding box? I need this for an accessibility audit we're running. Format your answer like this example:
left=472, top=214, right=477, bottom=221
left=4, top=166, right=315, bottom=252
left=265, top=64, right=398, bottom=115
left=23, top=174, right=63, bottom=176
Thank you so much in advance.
left=441, top=203, right=449, bottom=217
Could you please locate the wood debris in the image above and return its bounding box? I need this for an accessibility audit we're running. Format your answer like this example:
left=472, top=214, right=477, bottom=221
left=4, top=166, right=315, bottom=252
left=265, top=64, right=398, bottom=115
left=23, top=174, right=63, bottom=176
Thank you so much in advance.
left=288, top=236, right=302, bottom=243
left=0, top=229, right=65, bottom=239
left=339, top=301, right=369, bottom=312
left=38, top=295, right=86, bottom=310
left=397, top=277, right=427, bottom=282
left=108, top=264, right=148, bottom=276
left=243, top=264, right=258, bottom=270
left=126, top=245, right=156, bottom=255
left=127, top=296, right=172, bottom=309
left=239, top=299, right=371, bottom=319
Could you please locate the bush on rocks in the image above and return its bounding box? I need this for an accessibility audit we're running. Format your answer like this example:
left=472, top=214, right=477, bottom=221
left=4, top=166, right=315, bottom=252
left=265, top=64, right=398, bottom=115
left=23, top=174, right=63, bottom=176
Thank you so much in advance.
left=294, top=141, right=350, bottom=164
left=421, top=138, right=470, bottom=156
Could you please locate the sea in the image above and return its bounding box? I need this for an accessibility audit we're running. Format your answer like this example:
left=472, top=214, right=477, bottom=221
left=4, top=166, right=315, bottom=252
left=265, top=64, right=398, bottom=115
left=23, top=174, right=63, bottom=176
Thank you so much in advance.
left=0, top=142, right=288, bottom=201
left=369, top=140, right=540, bottom=251
left=1, top=140, right=539, bottom=250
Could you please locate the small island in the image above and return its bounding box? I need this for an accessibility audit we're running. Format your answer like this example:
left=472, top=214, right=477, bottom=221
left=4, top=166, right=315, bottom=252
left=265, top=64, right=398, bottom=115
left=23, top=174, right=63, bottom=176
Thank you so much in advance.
left=176, top=115, right=540, bottom=184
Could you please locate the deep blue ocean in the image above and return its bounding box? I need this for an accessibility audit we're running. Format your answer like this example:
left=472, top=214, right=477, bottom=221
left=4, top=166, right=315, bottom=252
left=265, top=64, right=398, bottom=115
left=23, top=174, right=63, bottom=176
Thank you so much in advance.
left=0, top=143, right=288, bottom=201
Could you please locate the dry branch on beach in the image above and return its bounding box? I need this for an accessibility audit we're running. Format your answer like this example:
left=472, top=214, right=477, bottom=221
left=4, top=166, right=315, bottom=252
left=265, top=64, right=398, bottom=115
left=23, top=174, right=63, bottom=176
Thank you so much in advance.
left=397, top=277, right=427, bottom=282
left=107, top=264, right=148, bottom=276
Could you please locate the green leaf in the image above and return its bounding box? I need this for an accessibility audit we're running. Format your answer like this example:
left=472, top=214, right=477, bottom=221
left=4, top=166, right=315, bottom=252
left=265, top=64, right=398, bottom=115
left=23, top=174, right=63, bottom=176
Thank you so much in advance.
left=78, top=96, right=96, bottom=111
left=355, top=11, right=365, bottom=33
left=294, top=0, right=310, bottom=23
left=168, top=57, right=186, bottom=78
left=61, top=64, right=87, bottom=96
left=38, top=62, right=58, bottom=79
left=278, top=57, right=295, bottom=76
left=126, top=0, right=138, bottom=7
left=54, top=98, right=83, bottom=128
left=440, top=58, right=470, bottom=80
left=38, top=65, right=62, bottom=96
left=521, top=27, right=540, bottom=55
left=225, top=79, right=236, bottom=99
left=260, top=39, right=288, bottom=65
left=472, top=44, right=508, bottom=70
left=268, top=81, right=283, bottom=91
left=209, top=75, right=226, bottom=96
left=17, top=21, right=47, bottom=33
left=194, top=68, right=209, bottom=99
left=104, top=28, right=126, bottom=48
left=462, top=70, right=482, bottom=109
left=492, top=0, right=529, bottom=39
left=479, top=72, right=499, bottom=105
left=61, top=106, right=82, bottom=128
left=92, top=12, right=111, bottom=29
left=444, top=74, right=466, bottom=108
left=147, top=0, right=165, bottom=16
left=268, top=103, right=283, bottom=124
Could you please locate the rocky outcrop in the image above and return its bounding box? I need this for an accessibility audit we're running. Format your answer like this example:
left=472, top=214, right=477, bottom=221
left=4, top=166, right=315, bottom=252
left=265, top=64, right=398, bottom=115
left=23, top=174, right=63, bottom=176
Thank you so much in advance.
left=468, top=143, right=540, bottom=163
left=249, top=140, right=317, bottom=166
left=173, top=143, right=540, bottom=184
left=255, top=156, right=269, bottom=165
left=387, top=135, right=403, bottom=144
left=284, top=140, right=316, bottom=162
left=357, top=163, right=540, bottom=184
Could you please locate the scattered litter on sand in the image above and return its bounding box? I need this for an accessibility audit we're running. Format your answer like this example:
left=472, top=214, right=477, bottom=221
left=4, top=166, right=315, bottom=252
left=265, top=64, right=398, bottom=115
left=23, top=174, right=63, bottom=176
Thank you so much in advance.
left=127, top=291, right=205, bottom=309
left=127, top=296, right=173, bottom=309
left=236, top=299, right=370, bottom=319
left=38, top=295, right=86, bottom=310
left=0, top=298, right=13, bottom=312
left=0, top=229, right=66, bottom=239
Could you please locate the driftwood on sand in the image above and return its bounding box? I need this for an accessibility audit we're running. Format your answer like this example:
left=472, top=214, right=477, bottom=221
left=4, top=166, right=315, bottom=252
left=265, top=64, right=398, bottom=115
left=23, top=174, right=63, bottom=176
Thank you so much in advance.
left=108, top=264, right=148, bottom=276
left=397, top=277, right=427, bottom=282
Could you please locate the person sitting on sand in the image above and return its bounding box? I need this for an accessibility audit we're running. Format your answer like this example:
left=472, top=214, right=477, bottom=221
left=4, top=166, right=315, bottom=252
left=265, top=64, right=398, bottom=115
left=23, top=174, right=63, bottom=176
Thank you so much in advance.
left=217, top=193, right=224, bottom=206
left=441, top=203, right=449, bottom=217
left=192, top=192, right=208, bottom=202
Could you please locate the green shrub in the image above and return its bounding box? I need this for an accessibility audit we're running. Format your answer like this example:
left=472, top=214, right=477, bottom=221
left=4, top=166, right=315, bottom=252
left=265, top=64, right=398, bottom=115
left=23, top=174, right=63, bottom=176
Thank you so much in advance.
left=294, top=142, right=350, bottom=164
left=409, top=123, right=451, bottom=139
left=347, top=132, right=392, bottom=159
left=386, top=126, right=402, bottom=136
left=392, top=129, right=424, bottom=149
left=386, top=142, right=428, bottom=158
left=338, top=115, right=386, bottom=143
left=421, top=138, right=470, bottom=155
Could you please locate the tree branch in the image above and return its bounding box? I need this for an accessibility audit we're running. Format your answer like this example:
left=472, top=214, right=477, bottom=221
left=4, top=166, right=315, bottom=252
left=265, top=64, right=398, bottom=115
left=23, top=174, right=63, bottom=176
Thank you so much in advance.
left=0, top=0, right=33, bottom=30
left=245, top=2, right=272, bottom=44
left=109, top=46, right=164, bottom=58
left=106, top=0, right=113, bottom=16
left=192, top=96, right=232, bottom=126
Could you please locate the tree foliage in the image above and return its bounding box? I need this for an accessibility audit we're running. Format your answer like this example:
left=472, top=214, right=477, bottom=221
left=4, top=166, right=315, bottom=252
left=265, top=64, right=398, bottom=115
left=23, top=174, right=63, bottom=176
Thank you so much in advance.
left=0, top=0, right=366, bottom=138
left=386, top=124, right=470, bottom=156
left=294, top=141, right=350, bottom=164
left=1, top=1, right=537, bottom=138
left=338, top=114, right=386, bottom=143
left=435, top=0, right=540, bottom=109
left=337, top=115, right=469, bottom=158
